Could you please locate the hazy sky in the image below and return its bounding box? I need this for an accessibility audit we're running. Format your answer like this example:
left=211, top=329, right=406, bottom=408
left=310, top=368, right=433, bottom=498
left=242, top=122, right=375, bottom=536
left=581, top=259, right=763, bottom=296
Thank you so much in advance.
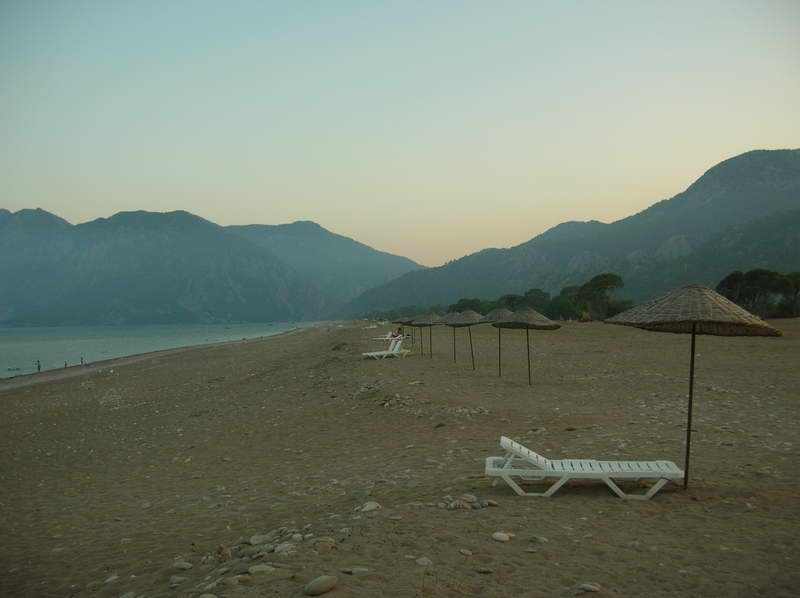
left=2, top=1, right=798, bottom=266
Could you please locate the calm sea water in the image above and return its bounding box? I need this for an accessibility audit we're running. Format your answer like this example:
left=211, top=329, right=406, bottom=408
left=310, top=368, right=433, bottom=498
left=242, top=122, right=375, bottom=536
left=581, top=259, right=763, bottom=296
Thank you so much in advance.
left=0, top=322, right=314, bottom=378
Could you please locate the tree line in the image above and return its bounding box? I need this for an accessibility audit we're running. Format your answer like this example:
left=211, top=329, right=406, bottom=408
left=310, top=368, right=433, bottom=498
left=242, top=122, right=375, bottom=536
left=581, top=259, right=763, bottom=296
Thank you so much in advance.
left=368, top=273, right=632, bottom=322
left=716, top=269, right=800, bottom=318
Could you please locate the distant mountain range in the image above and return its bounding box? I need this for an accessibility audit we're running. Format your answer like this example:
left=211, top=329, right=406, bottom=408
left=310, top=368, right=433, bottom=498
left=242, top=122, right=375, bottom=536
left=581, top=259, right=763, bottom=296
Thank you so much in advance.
left=342, top=149, right=800, bottom=314
left=2, top=148, right=797, bottom=325
left=0, top=210, right=421, bottom=325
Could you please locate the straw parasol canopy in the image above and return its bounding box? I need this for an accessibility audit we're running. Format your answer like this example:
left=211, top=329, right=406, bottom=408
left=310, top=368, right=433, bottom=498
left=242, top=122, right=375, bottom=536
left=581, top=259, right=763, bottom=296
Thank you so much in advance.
left=606, top=284, right=782, bottom=489
left=480, top=307, right=513, bottom=324
left=442, top=310, right=483, bottom=369
left=492, top=308, right=561, bottom=384
left=411, top=313, right=442, bottom=357
left=605, top=284, right=782, bottom=336
left=391, top=316, right=415, bottom=325
left=391, top=315, right=416, bottom=347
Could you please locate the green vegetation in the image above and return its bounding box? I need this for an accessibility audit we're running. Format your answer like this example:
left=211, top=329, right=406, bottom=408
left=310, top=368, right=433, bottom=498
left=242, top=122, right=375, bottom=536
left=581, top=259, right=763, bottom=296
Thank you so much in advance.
left=716, top=269, right=800, bottom=318
left=365, top=273, right=632, bottom=321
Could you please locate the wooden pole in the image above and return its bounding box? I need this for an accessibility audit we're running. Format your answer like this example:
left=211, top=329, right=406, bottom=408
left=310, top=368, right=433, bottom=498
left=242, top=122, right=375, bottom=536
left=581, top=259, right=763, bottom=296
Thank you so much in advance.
left=684, top=323, right=697, bottom=489
left=452, top=327, right=456, bottom=363
left=497, top=327, right=502, bottom=377
left=526, top=327, right=532, bottom=386
left=468, top=326, right=475, bottom=370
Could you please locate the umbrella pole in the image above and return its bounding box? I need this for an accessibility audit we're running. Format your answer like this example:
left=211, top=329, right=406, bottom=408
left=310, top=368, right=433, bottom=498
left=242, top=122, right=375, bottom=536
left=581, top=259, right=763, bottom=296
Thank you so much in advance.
left=452, top=327, right=456, bottom=363
left=429, top=326, right=433, bottom=358
left=419, top=327, right=424, bottom=356
left=498, top=328, right=502, bottom=377
left=468, top=326, right=475, bottom=371
left=684, top=323, right=697, bottom=489
left=526, top=328, right=531, bottom=386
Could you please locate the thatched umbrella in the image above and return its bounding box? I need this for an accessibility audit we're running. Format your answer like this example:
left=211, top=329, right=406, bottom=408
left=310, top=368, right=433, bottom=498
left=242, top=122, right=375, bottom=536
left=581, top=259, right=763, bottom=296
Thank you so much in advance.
left=480, top=308, right=513, bottom=376
left=392, top=316, right=416, bottom=349
left=605, top=284, right=782, bottom=489
left=441, top=312, right=462, bottom=363
left=492, top=308, right=561, bottom=384
left=442, top=310, right=484, bottom=369
left=411, top=313, right=442, bottom=358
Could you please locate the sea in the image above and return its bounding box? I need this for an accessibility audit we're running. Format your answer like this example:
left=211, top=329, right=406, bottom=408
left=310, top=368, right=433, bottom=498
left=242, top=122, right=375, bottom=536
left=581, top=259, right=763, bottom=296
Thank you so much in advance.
left=0, top=322, right=316, bottom=378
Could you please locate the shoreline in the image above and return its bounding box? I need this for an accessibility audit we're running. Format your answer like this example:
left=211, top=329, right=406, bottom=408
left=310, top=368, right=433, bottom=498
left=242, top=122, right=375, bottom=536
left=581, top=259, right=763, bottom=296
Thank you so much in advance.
left=0, top=325, right=315, bottom=392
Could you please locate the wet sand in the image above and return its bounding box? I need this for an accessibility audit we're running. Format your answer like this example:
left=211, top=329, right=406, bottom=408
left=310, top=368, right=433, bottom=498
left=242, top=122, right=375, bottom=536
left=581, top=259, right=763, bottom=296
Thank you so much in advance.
left=0, top=319, right=798, bottom=597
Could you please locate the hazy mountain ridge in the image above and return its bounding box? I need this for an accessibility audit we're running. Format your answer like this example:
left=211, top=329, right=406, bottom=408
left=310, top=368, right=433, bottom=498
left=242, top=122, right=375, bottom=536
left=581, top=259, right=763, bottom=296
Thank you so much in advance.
left=0, top=210, right=420, bottom=325
left=342, top=149, right=800, bottom=314
left=228, top=221, right=422, bottom=307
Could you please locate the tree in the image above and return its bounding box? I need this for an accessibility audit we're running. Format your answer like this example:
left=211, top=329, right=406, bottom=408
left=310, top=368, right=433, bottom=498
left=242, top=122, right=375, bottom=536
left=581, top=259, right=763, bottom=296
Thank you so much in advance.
left=497, top=294, right=526, bottom=310
left=523, top=288, right=550, bottom=311
left=545, top=286, right=580, bottom=320
left=717, top=269, right=792, bottom=317
left=576, top=273, right=624, bottom=319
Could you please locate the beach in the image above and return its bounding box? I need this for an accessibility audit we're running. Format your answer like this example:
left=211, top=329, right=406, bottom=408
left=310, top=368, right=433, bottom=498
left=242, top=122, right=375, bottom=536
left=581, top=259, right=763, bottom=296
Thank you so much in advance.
left=0, top=319, right=798, bottom=597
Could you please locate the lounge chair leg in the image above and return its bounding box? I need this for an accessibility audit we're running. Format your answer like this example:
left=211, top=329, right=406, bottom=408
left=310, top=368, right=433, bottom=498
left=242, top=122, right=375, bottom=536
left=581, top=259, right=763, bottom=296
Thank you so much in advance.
left=500, top=475, right=571, bottom=497
left=602, top=477, right=670, bottom=500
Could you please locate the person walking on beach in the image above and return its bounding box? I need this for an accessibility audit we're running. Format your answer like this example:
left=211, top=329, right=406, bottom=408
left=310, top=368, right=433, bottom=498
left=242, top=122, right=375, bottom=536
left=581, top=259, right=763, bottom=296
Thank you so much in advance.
left=36, top=360, right=41, bottom=372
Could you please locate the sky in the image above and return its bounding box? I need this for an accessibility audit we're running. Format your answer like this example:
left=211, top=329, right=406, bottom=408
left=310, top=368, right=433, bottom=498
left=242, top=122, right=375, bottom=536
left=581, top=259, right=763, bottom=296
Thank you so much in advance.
left=2, top=1, right=799, bottom=267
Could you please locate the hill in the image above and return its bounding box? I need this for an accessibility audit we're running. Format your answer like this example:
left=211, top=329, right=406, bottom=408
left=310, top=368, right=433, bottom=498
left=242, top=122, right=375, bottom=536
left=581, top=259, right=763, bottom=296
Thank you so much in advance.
left=227, top=221, right=422, bottom=307
left=342, top=149, right=800, bottom=314
left=0, top=210, right=420, bottom=325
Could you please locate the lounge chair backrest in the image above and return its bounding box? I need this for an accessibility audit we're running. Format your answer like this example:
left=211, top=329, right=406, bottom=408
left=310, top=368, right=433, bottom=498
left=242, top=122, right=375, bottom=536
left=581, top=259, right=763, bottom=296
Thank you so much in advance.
left=500, top=436, right=549, bottom=468
left=387, top=339, right=400, bottom=352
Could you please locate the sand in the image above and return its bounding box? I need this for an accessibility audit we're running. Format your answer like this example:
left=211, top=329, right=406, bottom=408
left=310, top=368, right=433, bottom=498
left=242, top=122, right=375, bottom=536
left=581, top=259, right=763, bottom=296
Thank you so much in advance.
left=0, top=319, right=798, bottom=597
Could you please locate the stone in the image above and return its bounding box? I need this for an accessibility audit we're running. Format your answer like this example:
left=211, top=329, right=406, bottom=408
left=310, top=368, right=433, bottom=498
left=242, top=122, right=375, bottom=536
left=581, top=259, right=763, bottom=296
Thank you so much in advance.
left=492, top=532, right=512, bottom=542
left=359, top=501, right=382, bottom=512
left=173, top=561, right=193, bottom=570
left=274, top=542, right=294, bottom=553
left=577, top=582, right=601, bottom=592
left=460, top=493, right=478, bottom=503
left=476, top=567, right=493, bottom=574
left=459, top=548, right=472, bottom=556
left=249, top=564, right=276, bottom=574
left=416, top=557, right=433, bottom=566
left=168, top=575, right=188, bottom=586
left=303, top=575, right=338, bottom=595
left=250, top=533, right=271, bottom=545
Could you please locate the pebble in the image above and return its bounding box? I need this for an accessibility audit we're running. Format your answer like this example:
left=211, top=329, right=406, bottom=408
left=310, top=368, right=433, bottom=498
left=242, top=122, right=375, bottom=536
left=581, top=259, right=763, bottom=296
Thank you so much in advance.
left=303, top=575, right=338, bottom=595
left=416, top=557, right=433, bottom=566
left=476, top=567, right=493, bottom=574
left=250, top=533, right=272, bottom=545
left=274, top=542, right=294, bottom=553
left=359, top=501, right=382, bottom=512
left=173, top=561, right=193, bottom=570
left=249, top=564, right=276, bottom=574
left=492, top=532, right=513, bottom=542
left=459, top=548, right=472, bottom=556
left=577, top=582, right=601, bottom=592
left=103, top=574, right=118, bottom=583
left=169, top=575, right=188, bottom=586
left=341, top=566, right=370, bottom=575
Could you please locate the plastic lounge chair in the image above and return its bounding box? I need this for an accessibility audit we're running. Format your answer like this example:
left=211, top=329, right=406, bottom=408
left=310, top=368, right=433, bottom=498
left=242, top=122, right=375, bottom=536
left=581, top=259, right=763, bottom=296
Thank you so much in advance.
left=485, top=436, right=683, bottom=500
left=362, top=339, right=410, bottom=360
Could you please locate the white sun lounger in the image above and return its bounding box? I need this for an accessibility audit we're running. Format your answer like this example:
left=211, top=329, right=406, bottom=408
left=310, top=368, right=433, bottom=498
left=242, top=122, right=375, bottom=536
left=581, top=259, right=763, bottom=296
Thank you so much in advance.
left=485, top=436, right=683, bottom=500
left=362, top=339, right=410, bottom=360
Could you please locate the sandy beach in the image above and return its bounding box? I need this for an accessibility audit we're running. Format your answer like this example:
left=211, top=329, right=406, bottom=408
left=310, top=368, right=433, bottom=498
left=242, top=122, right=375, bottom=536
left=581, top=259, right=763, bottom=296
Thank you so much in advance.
left=0, top=319, right=798, bottom=597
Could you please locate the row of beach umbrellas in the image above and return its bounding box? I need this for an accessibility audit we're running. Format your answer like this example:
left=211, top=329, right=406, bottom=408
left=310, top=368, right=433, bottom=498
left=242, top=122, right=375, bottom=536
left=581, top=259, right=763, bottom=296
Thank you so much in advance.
left=393, top=306, right=561, bottom=384
left=388, top=285, right=783, bottom=490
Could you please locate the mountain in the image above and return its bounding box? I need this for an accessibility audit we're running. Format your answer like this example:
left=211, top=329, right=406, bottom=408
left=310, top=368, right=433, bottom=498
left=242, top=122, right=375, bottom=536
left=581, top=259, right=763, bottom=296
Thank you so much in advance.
left=227, top=221, right=422, bottom=307
left=343, top=149, right=800, bottom=314
left=0, top=210, right=420, bottom=325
